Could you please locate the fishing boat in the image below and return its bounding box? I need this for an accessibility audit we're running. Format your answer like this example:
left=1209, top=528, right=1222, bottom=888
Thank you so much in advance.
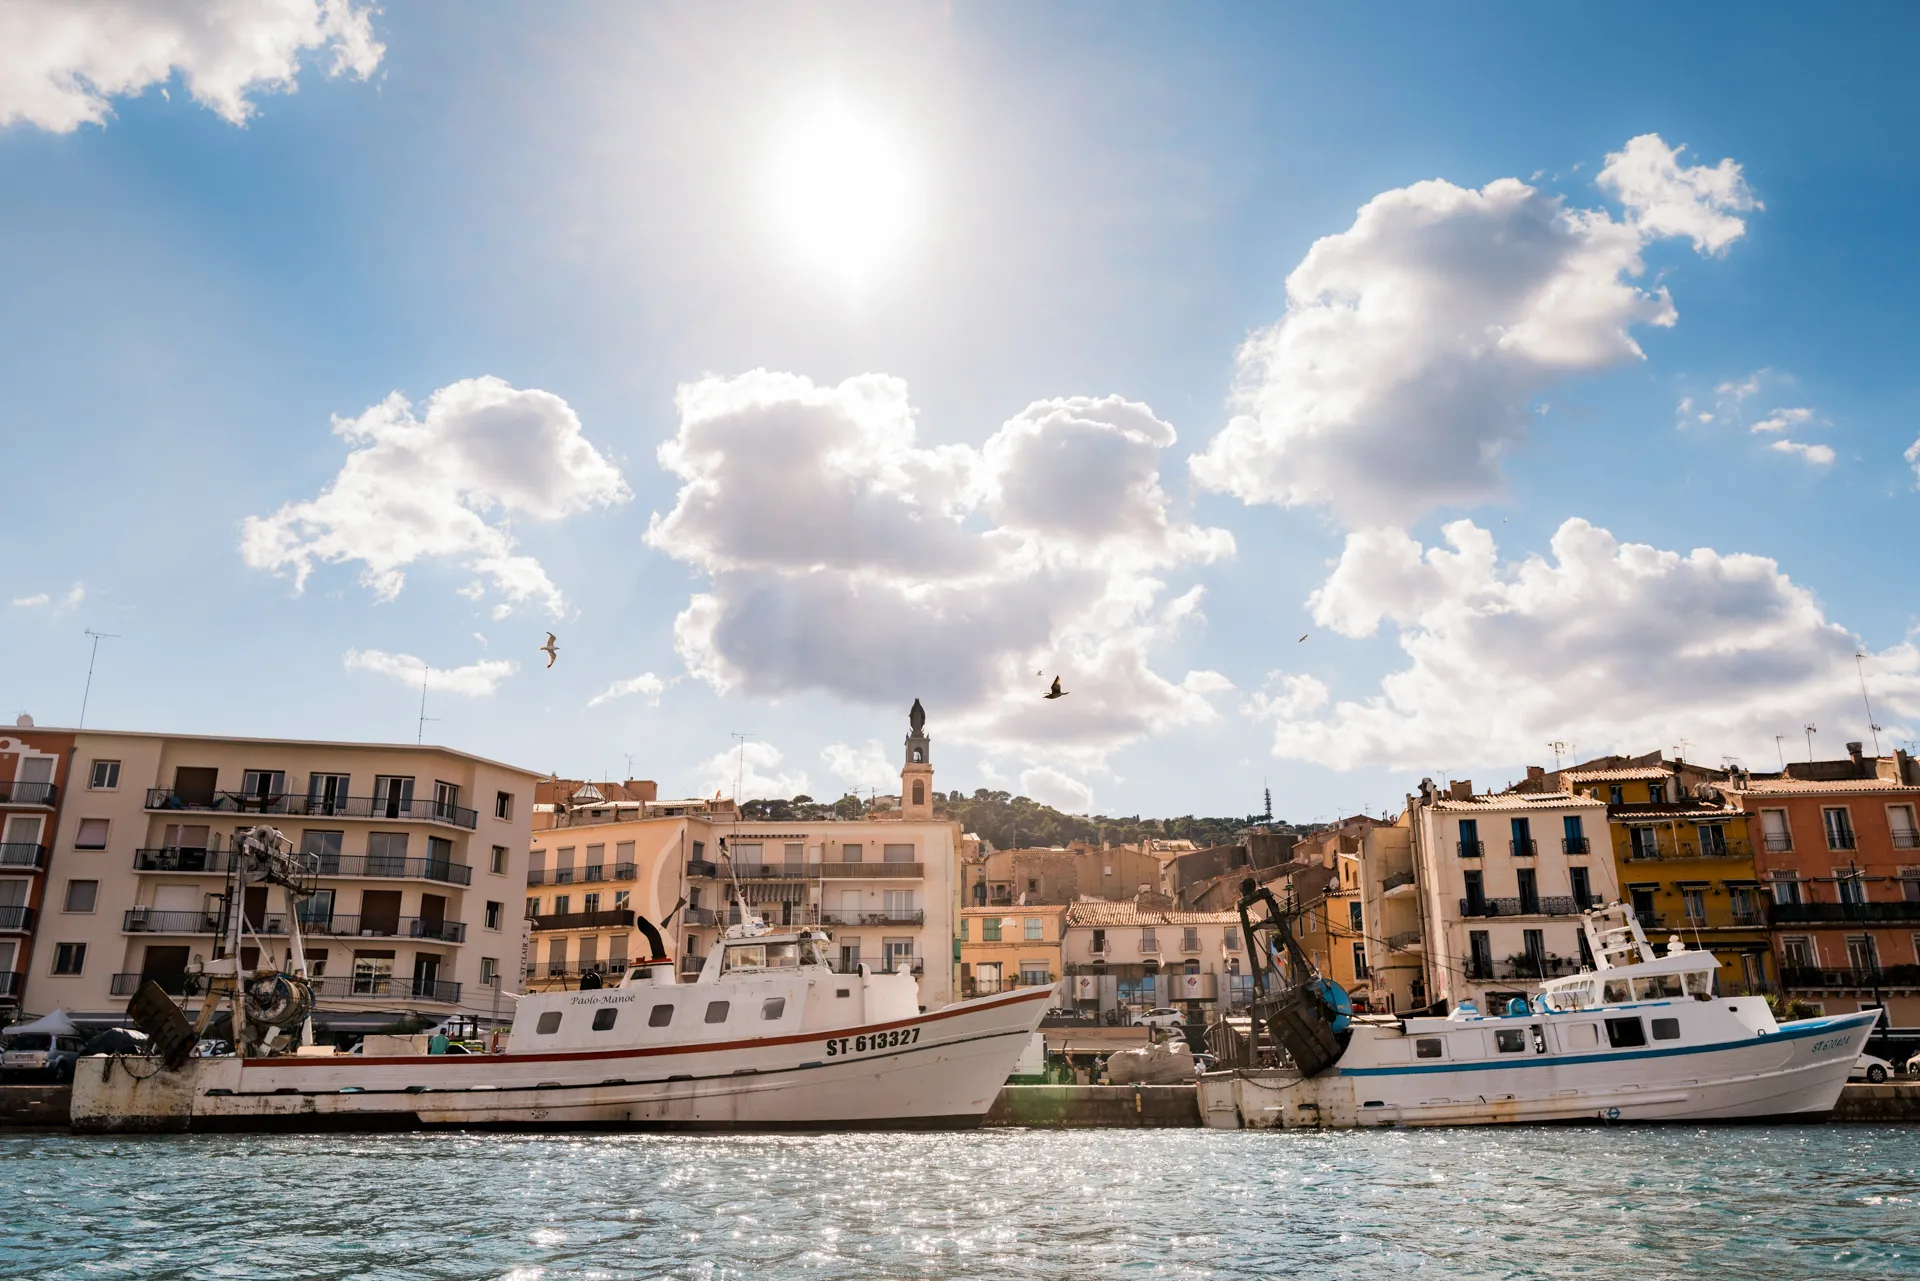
left=71, top=827, right=1051, bottom=1132
left=1196, top=882, right=1879, bottom=1129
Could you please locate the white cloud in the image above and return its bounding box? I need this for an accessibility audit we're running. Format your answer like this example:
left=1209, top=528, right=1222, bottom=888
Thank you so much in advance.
left=821, top=740, right=897, bottom=794
left=9, top=581, right=84, bottom=612
left=648, top=372, right=1233, bottom=762
left=1907, top=435, right=1920, bottom=486
left=1769, top=439, right=1835, bottom=466
left=9, top=594, right=49, bottom=608
left=1750, top=407, right=1814, bottom=434
left=1596, top=134, right=1758, bottom=255
left=1017, top=765, right=1094, bottom=814
left=343, top=648, right=518, bottom=697
left=0, top=0, right=382, bottom=133
left=696, top=740, right=809, bottom=801
left=1255, top=517, right=1919, bottom=770
left=1191, top=133, right=1750, bottom=527
left=1689, top=371, right=1833, bottom=465
left=242, top=377, right=629, bottom=618
left=587, top=672, right=665, bottom=709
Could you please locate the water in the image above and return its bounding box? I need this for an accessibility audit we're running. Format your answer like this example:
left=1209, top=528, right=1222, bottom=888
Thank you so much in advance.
left=3, top=1127, right=1917, bottom=1279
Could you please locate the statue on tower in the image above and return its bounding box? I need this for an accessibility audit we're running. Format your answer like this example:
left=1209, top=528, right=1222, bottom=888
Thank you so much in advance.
left=908, top=698, right=925, bottom=735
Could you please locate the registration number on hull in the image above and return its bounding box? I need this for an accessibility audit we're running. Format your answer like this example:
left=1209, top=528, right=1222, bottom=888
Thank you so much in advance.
left=825, top=1027, right=921, bottom=1057
left=1809, top=1035, right=1853, bottom=1054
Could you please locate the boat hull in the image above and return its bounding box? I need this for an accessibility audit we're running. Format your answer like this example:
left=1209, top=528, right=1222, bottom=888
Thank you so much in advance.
left=71, top=987, right=1050, bottom=1133
left=1198, top=1008, right=1879, bottom=1130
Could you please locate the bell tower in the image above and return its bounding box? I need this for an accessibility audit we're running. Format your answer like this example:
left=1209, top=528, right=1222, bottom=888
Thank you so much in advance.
left=901, top=697, right=934, bottom=820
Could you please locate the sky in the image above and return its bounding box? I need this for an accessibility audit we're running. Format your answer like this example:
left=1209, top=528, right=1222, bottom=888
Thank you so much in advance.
left=2, top=2, right=1917, bottom=824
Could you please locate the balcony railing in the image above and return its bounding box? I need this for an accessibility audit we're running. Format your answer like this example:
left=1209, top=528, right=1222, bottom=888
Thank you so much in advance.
left=685, top=860, right=718, bottom=877
left=310, top=975, right=463, bottom=1004
left=1457, top=840, right=1483, bottom=858
left=1139, top=939, right=1160, bottom=953
left=0, top=971, right=23, bottom=999
left=301, top=916, right=467, bottom=943
left=1387, top=930, right=1422, bottom=951
left=144, top=789, right=478, bottom=830
left=0, top=781, right=57, bottom=806
left=528, top=863, right=637, bottom=886
left=1828, top=833, right=1858, bottom=851
left=110, top=972, right=205, bottom=997
left=680, top=954, right=707, bottom=976
left=134, top=847, right=477, bottom=885
left=821, top=909, right=925, bottom=926
left=0, top=842, right=47, bottom=869
left=530, top=908, right=636, bottom=932
left=1562, top=837, right=1590, bottom=855
left=124, top=909, right=282, bottom=934
left=1180, top=939, right=1203, bottom=952
left=820, top=862, right=922, bottom=879
left=1458, top=895, right=1601, bottom=918
left=1894, top=831, right=1920, bottom=850
left=1763, top=835, right=1793, bottom=852
left=132, top=848, right=233, bottom=873
left=0, top=906, right=34, bottom=932
left=1510, top=839, right=1538, bottom=857
left=1781, top=965, right=1920, bottom=991
left=1495, top=956, right=1579, bottom=980
left=1768, top=901, right=1920, bottom=926
left=833, top=955, right=922, bottom=976
left=1380, top=871, right=1415, bottom=893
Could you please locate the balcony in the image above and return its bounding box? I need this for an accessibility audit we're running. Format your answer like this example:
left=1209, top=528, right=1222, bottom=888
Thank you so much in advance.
left=821, top=909, right=925, bottom=926
left=1457, top=840, right=1484, bottom=858
left=1768, top=901, right=1920, bottom=926
left=1781, top=965, right=1920, bottom=991
left=1562, top=837, right=1590, bottom=855
left=1387, top=930, right=1422, bottom=952
left=680, top=954, right=707, bottom=977
left=0, top=842, right=47, bottom=870
left=835, top=955, right=922, bottom=976
left=132, top=848, right=233, bottom=874
left=136, top=847, right=476, bottom=885
left=110, top=972, right=205, bottom=997
left=1180, top=938, right=1203, bottom=953
left=124, top=909, right=281, bottom=934
left=1458, top=895, right=1601, bottom=918
left=1138, top=939, right=1160, bottom=954
left=685, top=860, right=718, bottom=877
left=144, top=789, right=478, bottom=830
left=309, top=975, right=463, bottom=1004
left=0, top=971, right=21, bottom=1000
left=1763, top=835, right=1793, bottom=852
left=0, top=781, right=57, bottom=807
left=0, top=906, right=35, bottom=932
left=1380, top=871, right=1416, bottom=895
left=1894, top=830, right=1920, bottom=850
left=820, top=862, right=922, bottom=879
left=302, top=916, right=468, bottom=943
left=1495, top=956, right=1580, bottom=980
left=1510, top=839, right=1538, bottom=857
left=1828, top=833, right=1858, bottom=852
left=529, top=863, right=637, bottom=886
left=529, top=908, right=636, bottom=932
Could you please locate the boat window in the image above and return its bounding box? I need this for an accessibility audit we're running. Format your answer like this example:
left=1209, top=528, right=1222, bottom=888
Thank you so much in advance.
left=592, top=1008, right=618, bottom=1032
left=1415, top=1037, right=1444, bottom=1059
left=705, top=1001, right=730, bottom=1024
left=724, top=945, right=766, bottom=972
left=1650, top=974, right=1685, bottom=999
left=1495, top=1028, right=1527, bottom=1054
left=1651, top=1017, right=1681, bottom=1041
left=535, top=1012, right=561, bottom=1035
left=1605, top=1017, right=1647, bottom=1048
left=649, top=1004, right=674, bottom=1028
left=766, top=943, right=800, bottom=968
left=1685, top=971, right=1715, bottom=1000
left=629, top=967, right=648, bottom=982
left=1602, top=980, right=1630, bottom=1004
left=762, top=997, right=787, bottom=1020
left=1565, top=1023, right=1599, bottom=1049
left=803, top=940, right=832, bottom=966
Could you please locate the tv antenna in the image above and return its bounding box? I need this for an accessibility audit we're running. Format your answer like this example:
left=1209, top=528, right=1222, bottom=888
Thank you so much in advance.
left=416, top=665, right=439, bottom=745
left=1773, top=735, right=1786, bottom=770
left=1855, top=653, right=1883, bottom=757
left=1803, top=723, right=1817, bottom=764
left=1671, top=738, right=1694, bottom=762
left=78, top=629, right=120, bottom=729
left=729, top=732, right=752, bottom=803
left=1546, top=740, right=1571, bottom=770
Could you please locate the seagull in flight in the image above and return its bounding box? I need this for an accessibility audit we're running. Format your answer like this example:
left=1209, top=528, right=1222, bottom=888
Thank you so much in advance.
left=1298, top=634, right=1309, bottom=643
left=539, top=632, right=558, bottom=668
left=1044, top=676, right=1067, bottom=700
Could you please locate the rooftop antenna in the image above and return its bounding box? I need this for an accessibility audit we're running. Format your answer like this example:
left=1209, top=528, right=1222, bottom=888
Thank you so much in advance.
left=729, top=732, right=751, bottom=804
left=1803, top=723, right=1817, bottom=764
left=1855, top=653, right=1883, bottom=757
left=624, top=752, right=640, bottom=780
left=78, top=629, right=120, bottom=729
left=1547, top=740, right=1570, bottom=771
left=1671, top=738, right=1693, bottom=762
left=416, top=665, right=439, bottom=745
left=1773, top=734, right=1787, bottom=770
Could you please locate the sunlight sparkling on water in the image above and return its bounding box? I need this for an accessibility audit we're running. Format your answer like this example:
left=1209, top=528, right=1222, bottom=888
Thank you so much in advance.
left=3, top=1127, right=1918, bottom=1278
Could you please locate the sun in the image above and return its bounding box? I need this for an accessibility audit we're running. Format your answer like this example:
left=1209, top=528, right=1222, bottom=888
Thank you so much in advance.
left=767, top=100, right=914, bottom=287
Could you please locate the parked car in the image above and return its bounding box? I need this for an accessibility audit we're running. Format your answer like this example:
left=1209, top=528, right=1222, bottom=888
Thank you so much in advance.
left=0, top=1030, right=88, bottom=1082
left=1132, top=1007, right=1186, bottom=1029
left=1851, top=1051, right=1894, bottom=1085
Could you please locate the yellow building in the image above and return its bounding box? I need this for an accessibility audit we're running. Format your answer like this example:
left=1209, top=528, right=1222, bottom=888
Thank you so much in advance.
left=958, top=904, right=1065, bottom=997
left=1289, top=820, right=1373, bottom=1007
left=1567, top=765, right=1775, bottom=997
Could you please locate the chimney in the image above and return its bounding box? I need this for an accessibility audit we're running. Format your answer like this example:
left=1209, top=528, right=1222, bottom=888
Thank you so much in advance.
left=1449, top=780, right=1473, bottom=801
left=1525, top=765, right=1545, bottom=784
left=1846, top=742, right=1864, bottom=769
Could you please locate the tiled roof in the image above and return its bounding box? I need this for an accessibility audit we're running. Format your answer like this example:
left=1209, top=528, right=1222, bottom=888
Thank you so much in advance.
left=1732, top=778, right=1920, bottom=795
left=1063, top=901, right=1241, bottom=927
left=1429, top=792, right=1608, bottom=812
left=1609, top=803, right=1736, bottom=821
left=1562, top=767, right=1673, bottom=782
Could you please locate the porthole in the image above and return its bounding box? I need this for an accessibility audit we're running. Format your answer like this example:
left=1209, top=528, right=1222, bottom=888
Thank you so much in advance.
left=535, top=1011, right=562, bottom=1035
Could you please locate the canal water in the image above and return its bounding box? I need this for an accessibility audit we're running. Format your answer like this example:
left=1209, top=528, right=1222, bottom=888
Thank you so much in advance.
left=3, top=1127, right=1916, bottom=1278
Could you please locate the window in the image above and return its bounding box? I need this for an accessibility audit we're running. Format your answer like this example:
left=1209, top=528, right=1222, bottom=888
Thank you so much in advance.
left=648, top=1004, right=674, bottom=1027
left=525, top=897, right=540, bottom=919
left=762, top=997, right=787, bottom=1020
left=535, top=1011, right=562, bottom=1035
left=1562, top=814, right=1586, bottom=852
left=1566, top=1022, right=1599, bottom=1048
left=491, top=846, right=507, bottom=875
left=705, top=1001, right=731, bottom=1024
left=1516, top=868, right=1538, bottom=914
left=1682, top=888, right=1706, bottom=923
left=1462, top=870, right=1485, bottom=914
left=1510, top=816, right=1534, bottom=855
left=1837, top=874, right=1866, bottom=907
left=480, top=958, right=499, bottom=986
left=1891, top=806, right=1920, bottom=849
left=1824, top=807, right=1856, bottom=851
left=1182, top=927, right=1199, bottom=951
left=495, top=791, right=513, bottom=820
left=1772, top=876, right=1803, bottom=906
left=484, top=901, right=502, bottom=931
left=1224, top=929, right=1240, bottom=951
left=1141, top=927, right=1158, bottom=953
left=1092, top=928, right=1106, bottom=953
left=241, top=769, right=286, bottom=799
left=1495, top=1028, right=1527, bottom=1054
left=308, top=949, right=329, bottom=978
left=1569, top=865, right=1591, bottom=908
left=88, top=760, right=119, bottom=790
left=366, top=831, right=409, bottom=876
left=959, top=918, right=968, bottom=941
left=583, top=892, right=601, bottom=914
left=1415, top=1037, right=1444, bottom=1059
left=308, top=773, right=350, bottom=814
left=52, top=942, right=86, bottom=974
left=1352, top=942, right=1368, bottom=979
left=1651, top=1017, right=1681, bottom=1041
left=1457, top=819, right=1480, bottom=856
left=1698, top=824, right=1727, bottom=857
left=1026, top=918, right=1044, bottom=941
left=1609, top=785, right=1625, bottom=806
left=1781, top=936, right=1817, bottom=969
left=911, top=780, right=925, bottom=806
left=842, top=842, right=862, bottom=863
left=433, top=781, right=461, bottom=820
left=585, top=844, right=606, bottom=878
left=591, top=1008, right=619, bottom=1032
left=883, top=843, right=914, bottom=863
left=74, top=819, right=109, bottom=850
left=554, top=895, right=571, bottom=916
left=982, top=918, right=1002, bottom=942
left=1605, top=1017, right=1647, bottom=1048
left=1468, top=930, right=1492, bottom=979
left=63, top=880, right=97, bottom=912
left=302, top=830, right=344, bottom=874
left=1628, top=827, right=1658, bottom=859
left=1349, top=902, right=1364, bottom=931
left=614, top=890, right=629, bottom=910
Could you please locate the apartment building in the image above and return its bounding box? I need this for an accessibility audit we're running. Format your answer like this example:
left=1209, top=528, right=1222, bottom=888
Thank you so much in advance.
left=0, top=720, right=75, bottom=1018
left=959, top=904, right=1065, bottom=997
left=1355, top=814, right=1423, bottom=1013
left=1060, top=896, right=1246, bottom=1019
left=1729, top=745, right=1920, bottom=1023
left=965, top=840, right=1172, bottom=908
left=1291, top=819, right=1375, bottom=1011
left=1409, top=780, right=1615, bottom=1012
left=26, top=729, right=539, bottom=1031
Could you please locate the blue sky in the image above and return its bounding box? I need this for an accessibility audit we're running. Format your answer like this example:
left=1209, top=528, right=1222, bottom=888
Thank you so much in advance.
left=2, top=3, right=1916, bottom=823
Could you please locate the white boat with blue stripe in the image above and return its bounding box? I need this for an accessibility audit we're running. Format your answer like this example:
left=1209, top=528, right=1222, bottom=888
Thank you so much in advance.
left=1198, top=904, right=1878, bottom=1129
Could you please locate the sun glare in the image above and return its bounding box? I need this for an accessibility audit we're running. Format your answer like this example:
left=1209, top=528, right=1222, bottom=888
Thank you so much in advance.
left=768, top=101, right=914, bottom=287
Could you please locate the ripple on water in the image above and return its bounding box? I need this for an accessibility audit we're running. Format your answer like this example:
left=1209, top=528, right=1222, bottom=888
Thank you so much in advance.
left=1, top=1127, right=1918, bottom=1279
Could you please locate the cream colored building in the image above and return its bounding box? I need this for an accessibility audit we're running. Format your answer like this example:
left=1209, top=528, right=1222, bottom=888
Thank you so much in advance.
left=1354, top=814, right=1424, bottom=1013
left=1409, top=780, right=1615, bottom=1011
left=1060, top=897, right=1246, bottom=1018
left=26, top=729, right=539, bottom=1032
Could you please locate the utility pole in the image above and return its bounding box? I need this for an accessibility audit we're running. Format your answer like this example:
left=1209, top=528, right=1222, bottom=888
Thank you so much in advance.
left=1856, top=653, right=1883, bottom=757
left=78, top=630, right=120, bottom=729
